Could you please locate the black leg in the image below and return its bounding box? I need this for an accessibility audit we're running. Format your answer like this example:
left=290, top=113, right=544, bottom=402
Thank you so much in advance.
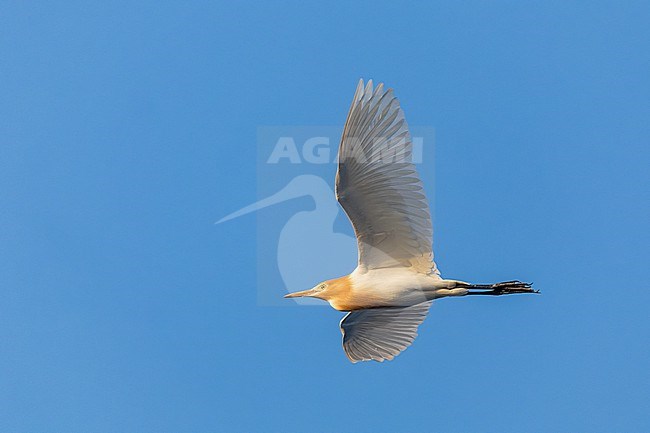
left=465, top=280, right=539, bottom=296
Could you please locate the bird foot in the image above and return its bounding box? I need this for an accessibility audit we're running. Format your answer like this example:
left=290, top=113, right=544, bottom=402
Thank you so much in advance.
left=493, top=280, right=537, bottom=293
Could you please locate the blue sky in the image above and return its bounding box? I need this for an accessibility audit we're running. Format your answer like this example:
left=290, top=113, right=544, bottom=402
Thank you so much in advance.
left=1, top=1, right=649, bottom=432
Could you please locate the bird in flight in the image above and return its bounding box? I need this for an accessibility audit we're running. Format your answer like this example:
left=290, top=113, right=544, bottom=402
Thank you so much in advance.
left=285, top=79, right=538, bottom=363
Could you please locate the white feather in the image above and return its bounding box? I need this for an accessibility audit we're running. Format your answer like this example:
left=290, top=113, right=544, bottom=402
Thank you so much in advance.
left=336, top=79, right=439, bottom=276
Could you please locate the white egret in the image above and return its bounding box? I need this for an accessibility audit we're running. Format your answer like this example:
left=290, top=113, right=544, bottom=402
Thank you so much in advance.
left=285, top=79, right=537, bottom=363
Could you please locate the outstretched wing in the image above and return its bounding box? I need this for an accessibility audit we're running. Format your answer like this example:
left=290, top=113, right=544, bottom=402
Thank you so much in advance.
left=336, top=79, right=438, bottom=276
left=340, top=301, right=433, bottom=363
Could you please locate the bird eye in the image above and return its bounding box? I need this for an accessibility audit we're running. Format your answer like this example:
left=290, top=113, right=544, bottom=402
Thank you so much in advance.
left=320, top=284, right=326, bottom=290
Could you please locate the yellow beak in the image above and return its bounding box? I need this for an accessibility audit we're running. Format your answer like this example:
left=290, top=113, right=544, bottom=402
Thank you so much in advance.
left=284, top=288, right=320, bottom=298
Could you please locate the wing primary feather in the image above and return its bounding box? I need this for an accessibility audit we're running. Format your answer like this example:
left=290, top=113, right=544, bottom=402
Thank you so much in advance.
left=340, top=301, right=433, bottom=363
left=336, top=80, right=438, bottom=275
